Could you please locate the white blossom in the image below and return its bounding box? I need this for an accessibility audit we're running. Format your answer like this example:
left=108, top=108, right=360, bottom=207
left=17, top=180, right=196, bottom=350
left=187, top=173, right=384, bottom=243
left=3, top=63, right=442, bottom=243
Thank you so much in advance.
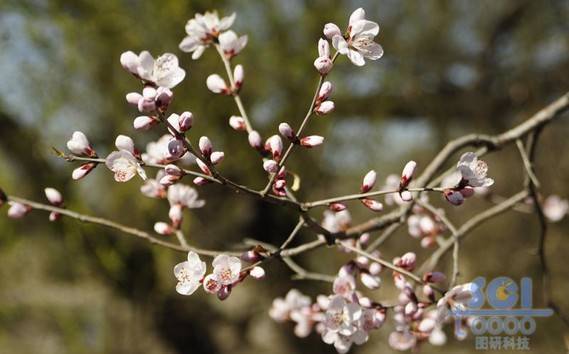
left=167, top=184, right=205, bottom=209
left=457, top=152, right=494, bottom=187
left=179, top=11, right=236, bottom=59
left=174, top=251, right=207, bottom=295
left=211, top=254, right=242, bottom=285
left=121, top=51, right=186, bottom=89
left=331, top=8, right=383, bottom=66
left=105, top=150, right=147, bottom=182
left=66, top=131, right=93, bottom=156
left=269, top=289, right=312, bottom=322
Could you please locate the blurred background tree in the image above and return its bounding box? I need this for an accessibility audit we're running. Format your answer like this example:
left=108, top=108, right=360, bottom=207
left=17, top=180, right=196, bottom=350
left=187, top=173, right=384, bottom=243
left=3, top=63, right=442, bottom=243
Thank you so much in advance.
left=0, top=0, right=568, bottom=353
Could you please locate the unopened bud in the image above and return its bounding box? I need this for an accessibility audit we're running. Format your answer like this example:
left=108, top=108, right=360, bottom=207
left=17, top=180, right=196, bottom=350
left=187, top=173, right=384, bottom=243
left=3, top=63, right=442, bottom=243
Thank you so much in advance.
left=133, top=115, right=158, bottom=130
left=115, top=135, right=136, bottom=155
left=169, top=204, right=183, bottom=228
left=250, top=266, right=265, bottom=279
left=329, top=202, right=347, bottom=212
left=361, top=198, right=383, bottom=212
left=120, top=51, right=139, bottom=74
left=318, top=81, right=334, bottom=101
left=263, top=159, right=279, bottom=173
left=229, top=116, right=246, bottom=131
left=155, top=87, right=173, bottom=108
left=178, top=111, right=193, bottom=131
left=196, top=159, right=211, bottom=176
left=193, top=176, right=210, bottom=185
left=323, top=23, right=342, bottom=39
left=44, top=187, right=63, bottom=206
left=266, top=135, right=283, bottom=160
left=315, top=100, right=335, bottom=115
left=167, top=139, right=186, bottom=159
left=137, top=97, right=156, bottom=113
left=318, top=38, right=330, bottom=58
left=361, top=170, right=377, bottom=193
left=217, top=285, right=232, bottom=300
left=159, top=174, right=178, bottom=187
left=72, top=163, right=96, bottom=180
left=49, top=211, right=61, bottom=222
left=126, top=92, right=142, bottom=106
left=66, top=131, right=93, bottom=156
left=423, top=271, right=447, bottom=284
left=165, top=164, right=183, bottom=177
left=400, top=190, right=413, bottom=202
left=7, top=202, right=30, bottom=219
left=206, top=74, right=229, bottom=94
left=210, top=151, right=225, bottom=165
left=233, top=64, right=244, bottom=89
left=361, top=273, right=381, bottom=289
left=248, top=130, right=262, bottom=150
left=154, top=222, right=173, bottom=235
left=142, top=85, right=157, bottom=98
left=241, top=250, right=263, bottom=263
left=199, top=136, right=213, bottom=157
left=444, top=189, right=465, bottom=206
left=300, top=135, right=324, bottom=148
left=278, top=122, right=297, bottom=142
left=400, top=161, right=417, bottom=188
left=314, top=56, right=333, bottom=75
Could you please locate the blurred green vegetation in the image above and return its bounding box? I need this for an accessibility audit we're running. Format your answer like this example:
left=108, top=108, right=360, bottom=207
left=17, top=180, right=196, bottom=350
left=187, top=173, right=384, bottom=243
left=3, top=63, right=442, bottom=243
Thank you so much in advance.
left=0, top=0, right=568, bottom=353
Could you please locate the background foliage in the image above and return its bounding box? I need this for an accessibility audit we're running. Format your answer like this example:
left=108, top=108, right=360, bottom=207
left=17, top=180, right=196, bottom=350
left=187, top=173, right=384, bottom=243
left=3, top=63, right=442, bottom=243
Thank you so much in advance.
left=0, top=0, right=568, bottom=353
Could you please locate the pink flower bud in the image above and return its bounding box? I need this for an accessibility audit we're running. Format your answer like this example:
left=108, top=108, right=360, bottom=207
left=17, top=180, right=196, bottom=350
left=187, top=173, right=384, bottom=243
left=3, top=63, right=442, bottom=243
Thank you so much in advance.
left=178, top=111, right=194, bottom=131
left=142, top=85, right=157, bottom=98
left=460, top=186, right=475, bottom=198
left=165, top=164, right=183, bottom=177
left=217, top=285, right=232, bottom=300
left=250, top=266, right=265, bottom=279
left=278, top=122, right=296, bottom=141
left=300, top=135, right=324, bottom=148
left=120, top=51, right=139, bottom=74
left=193, top=176, right=210, bottom=185
left=233, top=64, right=244, bottom=89
left=315, top=100, right=335, bottom=115
left=115, top=135, right=136, bottom=155
left=196, top=159, right=211, bottom=176
left=361, top=170, right=377, bottom=193
left=248, top=130, right=262, bottom=150
left=133, top=115, right=158, bottom=130
left=154, top=222, right=173, bottom=235
left=210, top=151, right=225, bottom=165
left=314, top=56, right=333, bottom=74
left=423, top=271, right=446, bottom=284
left=166, top=113, right=181, bottom=133
left=203, top=274, right=222, bottom=294
left=444, top=189, right=465, bottom=206
left=318, top=81, right=334, bottom=101
left=369, top=262, right=382, bottom=275
left=67, top=131, right=93, bottom=156
left=361, top=198, right=383, bottom=212
left=397, top=252, right=417, bottom=270
left=155, top=87, right=173, bottom=108
left=241, top=250, right=263, bottom=263
left=399, top=190, right=413, bottom=202
left=423, top=284, right=435, bottom=301
left=72, top=163, right=96, bottom=180
left=277, top=166, right=287, bottom=179
left=323, top=23, right=342, bottom=39
left=198, top=136, right=213, bottom=157
left=263, top=159, right=279, bottom=173
left=137, top=97, right=156, bottom=112
left=274, top=179, right=287, bottom=190
left=266, top=135, right=283, bottom=160
left=126, top=92, right=142, bottom=105
left=229, top=116, right=246, bottom=131
left=49, top=211, right=61, bottom=222
left=44, top=187, right=63, bottom=206
left=400, top=161, right=417, bottom=188
left=169, top=204, right=183, bottom=228
left=159, top=174, right=178, bottom=187
left=329, top=202, right=347, bottom=212
left=318, top=38, right=330, bottom=58
left=359, top=233, right=371, bottom=246
left=167, top=139, right=186, bottom=159
left=361, top=273, right=381, bottom=289
left=206, top=74, right=229, bottom=94
left=7, top=202, right=30, bottom=219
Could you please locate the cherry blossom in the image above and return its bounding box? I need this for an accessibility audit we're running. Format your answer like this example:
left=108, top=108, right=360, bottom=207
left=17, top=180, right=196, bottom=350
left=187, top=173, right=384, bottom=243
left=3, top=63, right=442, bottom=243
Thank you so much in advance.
left=210, top=254, right=242, bottom=286
left=120, top=51, right=186, bottom=89
left=331, top=8, right=383, bottom=66
left=321, top=295, right=367, bottom=354
left=174, top=251, right=207, bottom=295
left=167, top=184, right=205, bottom=209
left=179, top=11, right=236, bottom=59
left=105, top=150, right=147, bottom=182
left=269, top=289, right=312, bottom=322
left=66, top=131, right=95, bottom=156
left=457, top=152, right=494, bottom=188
